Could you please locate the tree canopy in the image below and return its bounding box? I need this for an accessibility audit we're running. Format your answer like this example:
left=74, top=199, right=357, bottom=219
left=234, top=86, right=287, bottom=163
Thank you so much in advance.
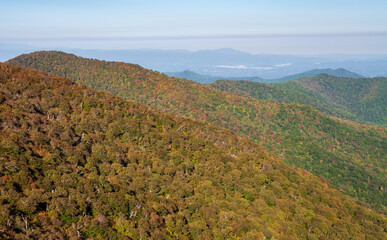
left=8, top=51, right=387, bottom=211
left=1, top=63, right=387, bottom=239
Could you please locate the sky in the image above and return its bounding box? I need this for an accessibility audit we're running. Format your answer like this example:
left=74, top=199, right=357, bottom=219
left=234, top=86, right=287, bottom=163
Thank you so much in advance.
left=1, top=0, right=387, bottom=54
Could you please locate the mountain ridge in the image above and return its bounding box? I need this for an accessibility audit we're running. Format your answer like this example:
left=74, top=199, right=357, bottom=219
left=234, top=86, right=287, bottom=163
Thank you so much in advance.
left=7, top=51, right=387, bottom=211
left=271, top=68, right=364, bottom=82
left=209, top=79, right=360, bottom=122
left=209, top=74, right=386, bottom=127
left=2, top=62, right=386, bottom=238
left=4, top=48, right=385, bottom=78
left=273, top=74, right=387, bottom=126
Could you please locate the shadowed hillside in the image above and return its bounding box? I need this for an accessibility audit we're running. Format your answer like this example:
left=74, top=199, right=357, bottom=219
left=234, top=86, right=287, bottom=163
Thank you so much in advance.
left=209, top=80, right=359, bottom=122
left=209, top=75, right=386, bottom=127
left=274, top=74, right=387, bottom=126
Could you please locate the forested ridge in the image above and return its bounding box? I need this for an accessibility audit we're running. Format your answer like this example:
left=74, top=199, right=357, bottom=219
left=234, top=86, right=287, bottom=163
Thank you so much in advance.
left=271, top=68, right=364, bottom=83
left=209, top=79, right=359, bottom=122
left=274, top=74, right=387, bottom=126
left=210, top=75, right=386, bottom=126
left=2, top=63, right=386, bottom=239
left=7, top=51, right=387, bottom=211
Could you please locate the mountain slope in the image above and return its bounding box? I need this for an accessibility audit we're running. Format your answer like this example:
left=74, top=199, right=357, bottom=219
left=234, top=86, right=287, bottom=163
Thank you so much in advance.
left=213, top=75, right=387, bottom=127
left=274, top=74, right=387, bottom=126
left=209, top=80, right=360, bottom=122
left=8, top=51, right=387, bottom=210
left=272, top=68, right=364, bottom=82
left=2, top=63, right=387, bottom=239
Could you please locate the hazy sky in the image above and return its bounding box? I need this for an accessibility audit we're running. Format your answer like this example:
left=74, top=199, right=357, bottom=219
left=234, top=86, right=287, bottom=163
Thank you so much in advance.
left=1, top=0, right=387, bottom=54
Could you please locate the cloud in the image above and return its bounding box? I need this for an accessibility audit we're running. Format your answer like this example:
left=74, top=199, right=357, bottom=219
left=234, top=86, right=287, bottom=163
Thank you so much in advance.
left=215, top=63, right=293, bottom=70
left=215, top=65, right=273, bottom=70
left=275, top=63, right=292, bottom=67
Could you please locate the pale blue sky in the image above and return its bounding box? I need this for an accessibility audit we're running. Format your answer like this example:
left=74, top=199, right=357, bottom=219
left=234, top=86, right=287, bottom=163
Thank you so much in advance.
left=1, top=0, right=387, bottom=54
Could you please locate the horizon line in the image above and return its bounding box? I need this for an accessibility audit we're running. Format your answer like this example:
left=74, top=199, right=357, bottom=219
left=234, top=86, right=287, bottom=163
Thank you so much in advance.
left=2, top=31, right=387, bottom=41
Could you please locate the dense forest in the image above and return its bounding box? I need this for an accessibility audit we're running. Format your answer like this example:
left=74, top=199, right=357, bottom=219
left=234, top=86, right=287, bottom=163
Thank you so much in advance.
left=8, top=51, right=387, bottom=211
left=210, top=75, right=387, bottom=126
left=274, top=74, right=387, bottom=126
left=1, top=63, right=387, bottom=239
left=209, top=80, right=359, bottom=122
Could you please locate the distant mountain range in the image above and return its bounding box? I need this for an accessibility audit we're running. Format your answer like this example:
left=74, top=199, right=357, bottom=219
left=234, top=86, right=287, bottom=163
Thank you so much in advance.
left=166, top=68, right=363, bottom=84
left=8, top=51, right=387, bottom=211
left=165, top=70, right=266, bottom=84
left=165, top=70, right=221, bottom=84
left=2, top=47, right=387, bottom=78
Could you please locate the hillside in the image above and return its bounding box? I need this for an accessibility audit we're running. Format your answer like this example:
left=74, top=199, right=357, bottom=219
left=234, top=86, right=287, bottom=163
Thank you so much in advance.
left=213, top=75, right=387, bottom=127
left=2, top=63, right=387, bottom=239
left=272, top=68, right=364, bottom=83
left=8, top=51, right=387, bottom=211
left=209, top=80, right=359, bottom=122
left=274, top=74, right=387, bottom=126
